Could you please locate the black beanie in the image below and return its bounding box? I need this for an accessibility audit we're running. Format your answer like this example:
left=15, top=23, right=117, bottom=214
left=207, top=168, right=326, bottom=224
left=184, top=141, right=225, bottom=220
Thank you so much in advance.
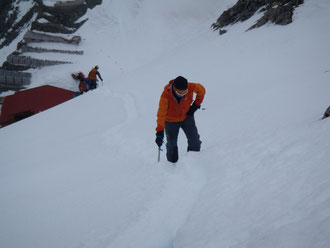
left=173, top=76, right=188, bottom=90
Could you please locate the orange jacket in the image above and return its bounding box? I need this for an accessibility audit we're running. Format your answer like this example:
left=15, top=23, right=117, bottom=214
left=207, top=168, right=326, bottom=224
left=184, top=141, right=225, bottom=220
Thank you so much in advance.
left=88, top=68, right=100, bottom=80
left=156, top=80, right=206, bottom=132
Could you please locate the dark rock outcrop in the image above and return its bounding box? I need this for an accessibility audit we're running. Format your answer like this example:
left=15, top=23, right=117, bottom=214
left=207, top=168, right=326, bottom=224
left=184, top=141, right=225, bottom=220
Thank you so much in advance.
left=211, top=0, right=304, bottom=33
left=0, top=0, right=102, bottom=48
left=31, top=20, right=85, bottom=34
left=35, top=0, right=88, bottom=27
left=85, top=0, right=102, bottom=9
left=0, top=0, right=37, bottom=49
left=33, top=0, right=101, bottom=33
left=322, top=106, right=330, bottom=120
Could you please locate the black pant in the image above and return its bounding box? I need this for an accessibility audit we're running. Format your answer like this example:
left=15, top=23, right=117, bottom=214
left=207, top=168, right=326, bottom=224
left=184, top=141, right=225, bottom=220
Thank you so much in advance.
left=165, top=115, right=201, bottom=163
left=89, top=79, right=97, bottom=89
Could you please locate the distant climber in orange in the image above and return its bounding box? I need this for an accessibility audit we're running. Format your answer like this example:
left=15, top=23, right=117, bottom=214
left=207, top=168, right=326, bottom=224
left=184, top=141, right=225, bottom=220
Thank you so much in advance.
left=72, top=72, right=89, bottom=93
left=87, top=65, right=103, bottom=89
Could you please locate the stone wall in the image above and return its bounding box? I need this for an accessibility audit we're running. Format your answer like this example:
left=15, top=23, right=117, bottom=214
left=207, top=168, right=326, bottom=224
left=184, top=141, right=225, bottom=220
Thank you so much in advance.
left=23, top=30, right=81, bottom=45
left=6, top=54, right=71, bottom=68
left=0, top=69, right=31, bottom=92
left=20, top=45, right=83, bottom=55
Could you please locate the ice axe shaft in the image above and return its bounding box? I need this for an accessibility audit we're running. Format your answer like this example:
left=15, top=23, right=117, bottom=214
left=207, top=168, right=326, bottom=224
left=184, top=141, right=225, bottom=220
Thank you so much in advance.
left=158, top=146, right=163, bottom=162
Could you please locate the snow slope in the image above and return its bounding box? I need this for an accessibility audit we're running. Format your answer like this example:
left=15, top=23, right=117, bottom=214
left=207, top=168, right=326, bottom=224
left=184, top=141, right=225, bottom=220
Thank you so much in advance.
left=1, top=0, right=330, bottom=248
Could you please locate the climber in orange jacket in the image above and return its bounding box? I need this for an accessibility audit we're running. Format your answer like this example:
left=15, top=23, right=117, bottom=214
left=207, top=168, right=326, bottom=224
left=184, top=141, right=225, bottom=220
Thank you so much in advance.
left=87, top=65, right=103, bottom=89
left=155, top=76, right=206, bottom=163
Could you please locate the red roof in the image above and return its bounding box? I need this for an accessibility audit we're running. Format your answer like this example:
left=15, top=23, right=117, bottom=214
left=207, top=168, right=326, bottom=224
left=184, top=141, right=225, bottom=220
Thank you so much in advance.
left=0, top=85, right=75, bottom=127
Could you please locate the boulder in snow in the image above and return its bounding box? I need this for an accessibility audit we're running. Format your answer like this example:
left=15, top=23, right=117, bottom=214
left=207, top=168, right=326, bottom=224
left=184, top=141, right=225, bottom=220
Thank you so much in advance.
left=322, top=106, right=330, bottom=119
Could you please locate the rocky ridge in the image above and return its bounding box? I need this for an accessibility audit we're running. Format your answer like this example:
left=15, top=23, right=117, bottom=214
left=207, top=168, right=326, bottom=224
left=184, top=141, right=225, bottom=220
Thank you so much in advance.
left=1, top=0, right=101, bottom=50
left=211, top=0, right=304, bottom=34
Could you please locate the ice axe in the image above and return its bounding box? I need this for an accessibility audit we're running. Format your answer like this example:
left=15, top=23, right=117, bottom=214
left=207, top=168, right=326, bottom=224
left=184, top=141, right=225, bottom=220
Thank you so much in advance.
left=158, top=146, right=163, bottom=162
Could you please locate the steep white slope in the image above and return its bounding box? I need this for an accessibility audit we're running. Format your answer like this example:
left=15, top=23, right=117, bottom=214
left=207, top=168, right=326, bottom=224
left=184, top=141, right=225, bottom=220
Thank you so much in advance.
left=1, top=0, right=330, bottom=248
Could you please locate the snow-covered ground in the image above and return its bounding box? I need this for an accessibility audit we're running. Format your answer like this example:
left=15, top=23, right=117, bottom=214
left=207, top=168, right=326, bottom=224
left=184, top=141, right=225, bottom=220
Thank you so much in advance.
left=1, top=0, right=330, bottom=248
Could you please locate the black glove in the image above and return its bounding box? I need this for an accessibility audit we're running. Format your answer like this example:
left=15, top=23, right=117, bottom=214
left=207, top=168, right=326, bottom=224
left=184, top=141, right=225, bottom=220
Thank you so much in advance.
left=155, top=131, right=164, bottom=147
left=186, top=102, right=200, bottom=115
